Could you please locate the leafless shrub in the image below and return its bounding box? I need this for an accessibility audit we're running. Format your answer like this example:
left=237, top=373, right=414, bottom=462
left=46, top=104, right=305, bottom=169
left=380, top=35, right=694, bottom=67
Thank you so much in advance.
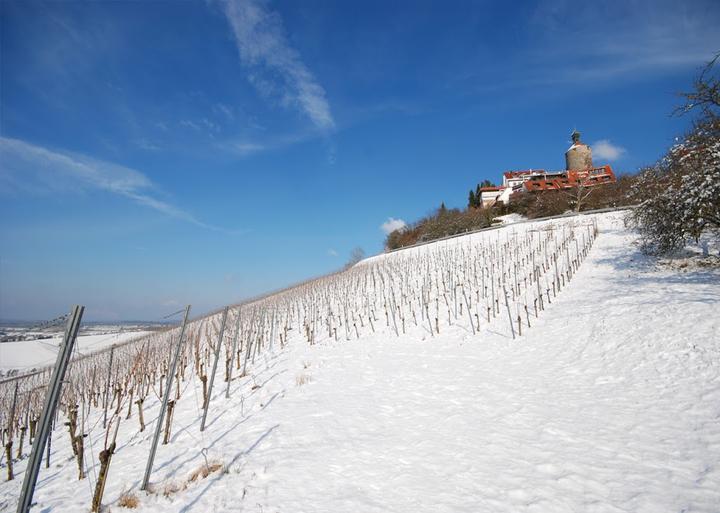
left=117, top=491, right=139, bottom=509
left=162, top=480, right=182, bottom=497
left=188, top=461, right=224, bottom=483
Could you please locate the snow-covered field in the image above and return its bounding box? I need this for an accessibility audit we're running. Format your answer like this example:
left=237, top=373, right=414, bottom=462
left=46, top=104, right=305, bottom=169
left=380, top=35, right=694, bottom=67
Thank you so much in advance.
left=1, top=212, right=719, bottom=512
left=0, top=331, right=153, bottom=375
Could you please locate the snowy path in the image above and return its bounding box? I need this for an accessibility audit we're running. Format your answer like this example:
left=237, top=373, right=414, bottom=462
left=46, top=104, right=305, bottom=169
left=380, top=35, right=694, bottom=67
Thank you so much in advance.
left=2, top=215, right=719, bottom=512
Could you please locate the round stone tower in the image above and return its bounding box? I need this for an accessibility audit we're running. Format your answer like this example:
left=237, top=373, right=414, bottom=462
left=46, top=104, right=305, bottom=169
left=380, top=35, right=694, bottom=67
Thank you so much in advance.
left=565, top=130, right=593, bottom=171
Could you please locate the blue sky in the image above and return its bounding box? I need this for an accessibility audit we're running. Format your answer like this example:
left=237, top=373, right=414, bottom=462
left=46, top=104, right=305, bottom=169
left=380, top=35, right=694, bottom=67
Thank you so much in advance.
left=1, top=0, right=718, bottom=321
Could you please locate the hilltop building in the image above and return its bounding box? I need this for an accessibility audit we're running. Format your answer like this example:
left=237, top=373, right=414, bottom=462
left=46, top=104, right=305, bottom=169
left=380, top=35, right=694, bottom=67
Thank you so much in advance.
left=478, top=130, right=616, bottom=207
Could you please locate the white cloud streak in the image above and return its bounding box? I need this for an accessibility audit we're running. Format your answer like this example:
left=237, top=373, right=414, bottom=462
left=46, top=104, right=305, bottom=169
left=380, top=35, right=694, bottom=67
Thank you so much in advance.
left=460, top=1, right=719, bottom=96
left=528, top=1, right=719, bottom=81
left=592, top=139, right=626, bottom=162
left=380, top=217, right=407, bottom=235
left=231, top=141, right=268, bottom=156
left=222, top=129, right=317, bottom=157
left=218, top=0, right=335, bottom=131
left=0, top=136, right=234, bottom=233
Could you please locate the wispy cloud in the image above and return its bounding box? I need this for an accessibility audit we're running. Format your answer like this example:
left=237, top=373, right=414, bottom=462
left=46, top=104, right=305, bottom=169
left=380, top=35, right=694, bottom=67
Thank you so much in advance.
left=222, top=129, right=317, bottom=157
left=380, top=217, right=407, bottom=235
left=134, top=138, right=161, bottom=151
left=213, top=103, right=236, bottom=121
left=528, top=1, right=719, bottom=81
left=231, top=141, right=268, bottom=156
left=592, top=140, right=626, bottom=162
left=217, top=0, right=335, bottom=131
left=0, top=136, right=237, bottom=233
left=180, top=118, right=221, bottom=134
left=458, top=1, right=719, bottom=97
left=327, top=248, right=338, bottom=257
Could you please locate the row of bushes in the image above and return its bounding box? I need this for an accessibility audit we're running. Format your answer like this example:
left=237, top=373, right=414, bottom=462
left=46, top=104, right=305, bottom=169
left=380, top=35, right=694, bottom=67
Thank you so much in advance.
left=509, top=174, right=637, bottom=219
left=384, top=176, right=638, bottom=250
left=385, top=204, right=497, bottom=250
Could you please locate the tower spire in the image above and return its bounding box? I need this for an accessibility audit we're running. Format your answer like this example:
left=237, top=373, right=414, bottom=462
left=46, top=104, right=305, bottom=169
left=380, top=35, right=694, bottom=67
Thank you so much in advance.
left=571, top=129, right=581, bottom=144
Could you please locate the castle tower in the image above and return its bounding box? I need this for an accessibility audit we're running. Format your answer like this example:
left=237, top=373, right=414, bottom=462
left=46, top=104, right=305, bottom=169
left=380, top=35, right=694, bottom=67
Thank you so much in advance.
left=565, top=130, right=593, bottom=171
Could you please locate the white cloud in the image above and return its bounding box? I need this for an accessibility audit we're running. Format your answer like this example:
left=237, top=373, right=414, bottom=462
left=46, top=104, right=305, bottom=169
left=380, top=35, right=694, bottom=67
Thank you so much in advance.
left=213, top=103, right=235, bottom=121
left=455, top=1, right=719, bottom=95
left=327, top=248, right=338, bottom=257
left=0, top=136, right=235, bottom=233
left=232, top=141, right=268, bottom=156
left=592, top=139, right=626, bottom=161
left=529, top=1, right=718, bottom=78
left=134, top=138, right=161, bottom=151
left=180, top=119, right=201, bottom=131
left=218, top=0, right=335, bottom=131
left=380, top=217, right=407, bottom=235
left=181, top=118, right=220, bottom=133
left=223, top=129, right=317, bottom=157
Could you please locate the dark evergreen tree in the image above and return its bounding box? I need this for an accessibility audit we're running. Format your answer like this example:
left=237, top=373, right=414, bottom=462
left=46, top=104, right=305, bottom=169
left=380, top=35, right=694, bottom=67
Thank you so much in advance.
left=475, top=184, right=483, bottom=208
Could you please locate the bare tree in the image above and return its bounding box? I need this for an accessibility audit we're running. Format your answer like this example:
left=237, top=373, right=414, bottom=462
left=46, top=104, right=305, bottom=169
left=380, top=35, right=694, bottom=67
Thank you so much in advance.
left=674, top=52, right=719, bottom=119
left=345, top=247, right=365, bottom=268
left=559, top=181, right=596, bottom=213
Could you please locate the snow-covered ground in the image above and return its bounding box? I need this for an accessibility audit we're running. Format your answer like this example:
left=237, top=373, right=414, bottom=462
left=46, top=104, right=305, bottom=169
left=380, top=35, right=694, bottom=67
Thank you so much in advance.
left=0, top=331, right=153, bottom=375
left=493, top=212, right=526, bottom=225
left=1, top=212, right=719, bottom=512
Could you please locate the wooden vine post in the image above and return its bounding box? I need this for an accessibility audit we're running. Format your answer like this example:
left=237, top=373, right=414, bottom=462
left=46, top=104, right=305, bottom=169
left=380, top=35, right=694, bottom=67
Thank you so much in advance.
left=90, top=420, right=120, bottom=512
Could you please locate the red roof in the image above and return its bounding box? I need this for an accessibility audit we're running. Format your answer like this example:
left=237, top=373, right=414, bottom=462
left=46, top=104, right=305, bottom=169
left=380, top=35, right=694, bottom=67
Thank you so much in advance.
left=479, top=186, right=504, bottom=192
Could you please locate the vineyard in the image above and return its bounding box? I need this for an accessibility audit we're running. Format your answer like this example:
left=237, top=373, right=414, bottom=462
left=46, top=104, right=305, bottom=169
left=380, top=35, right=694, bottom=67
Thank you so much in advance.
left=1, top=210, right=719, bottom=512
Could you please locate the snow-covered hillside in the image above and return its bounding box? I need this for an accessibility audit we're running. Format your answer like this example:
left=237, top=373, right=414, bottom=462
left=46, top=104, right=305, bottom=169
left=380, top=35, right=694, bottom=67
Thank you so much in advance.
left=1, top=211, right=719, bottom=512
left=0, top=331, right=153, bottom=376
